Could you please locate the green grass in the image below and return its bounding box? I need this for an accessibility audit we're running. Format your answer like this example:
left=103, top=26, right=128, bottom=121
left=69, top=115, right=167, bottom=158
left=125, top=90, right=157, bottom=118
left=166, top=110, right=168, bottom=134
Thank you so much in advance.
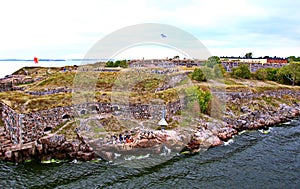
left=51, top=120, right=69, bottom=133
left=32, top=72, right=75, bottom=90
left=57, top=121, right=78, bottom=140
left=224, top=78, right=242, bottom=85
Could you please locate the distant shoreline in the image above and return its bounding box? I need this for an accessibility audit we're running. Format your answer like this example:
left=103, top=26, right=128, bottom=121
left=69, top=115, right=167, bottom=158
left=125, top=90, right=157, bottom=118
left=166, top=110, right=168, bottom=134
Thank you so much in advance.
left=0, top=59, right=103, bottom=62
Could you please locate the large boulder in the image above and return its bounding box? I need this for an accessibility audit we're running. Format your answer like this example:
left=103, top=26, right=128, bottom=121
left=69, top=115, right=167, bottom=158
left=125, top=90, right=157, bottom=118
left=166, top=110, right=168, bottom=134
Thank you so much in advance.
left=38, top=134, right=66, bottom=148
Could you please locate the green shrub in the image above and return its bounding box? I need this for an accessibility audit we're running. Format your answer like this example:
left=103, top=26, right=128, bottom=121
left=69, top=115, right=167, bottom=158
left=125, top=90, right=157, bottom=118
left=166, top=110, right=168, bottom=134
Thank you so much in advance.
left=205, top=56, right=221, bottom=68
left=201, top=67, right=215, bottom=80
left=213, top=64, right=226, bottom=78
left=231, top=64, right=251, bottom=79
left=191, top=68, right=206, bottom=82
left=185, top=86, right=212, bottom=114
left=105, top=60, right=128, bottom=68
left=265, top=68, right=279, bottom=81
left=254, top=68, right=268, bottom=80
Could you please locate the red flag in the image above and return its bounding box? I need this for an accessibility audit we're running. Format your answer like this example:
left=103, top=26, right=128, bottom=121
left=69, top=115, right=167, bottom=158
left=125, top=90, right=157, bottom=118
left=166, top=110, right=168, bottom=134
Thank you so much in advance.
left=34, top=57, right=39, bottom=64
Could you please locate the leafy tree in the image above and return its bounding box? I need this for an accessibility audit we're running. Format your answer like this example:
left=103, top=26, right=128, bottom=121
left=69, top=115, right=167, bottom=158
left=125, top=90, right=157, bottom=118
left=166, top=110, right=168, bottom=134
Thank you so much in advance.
left=254, top=68, right=268, bottom=80
left=277, top=61, right=300, bottom=85
left=120, top=60, right=129, bottom=68
left=191, top=68, right=206, bottom=82
left=185, top=86, right=212, bottom=114
left=205, top=56, right=221, bottom=68
left=265, top=68, right=279, bottom=81
left=201, top=66, right=215, bottom=80
left=231, top=64, right=251, bottom=79
left=105, top=60, right=128, bottom=68
left=245, top=52, right=253, bottom=59
left=288, top=56, right=300, bottom=62
left=105, top=61, right=114, bottom=67
left=213, top=64, right=226, bottom=78
left=173, top=55, right=180, bottom=60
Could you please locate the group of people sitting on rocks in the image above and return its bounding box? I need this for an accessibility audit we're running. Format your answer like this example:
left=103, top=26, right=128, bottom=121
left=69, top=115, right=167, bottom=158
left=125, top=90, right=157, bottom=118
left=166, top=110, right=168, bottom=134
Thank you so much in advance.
left=111, top=133, right=134, bottom=144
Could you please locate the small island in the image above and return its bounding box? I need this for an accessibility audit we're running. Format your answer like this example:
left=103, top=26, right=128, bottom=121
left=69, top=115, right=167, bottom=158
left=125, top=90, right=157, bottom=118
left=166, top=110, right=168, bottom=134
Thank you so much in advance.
left=0, top=56, right=299, bottom=163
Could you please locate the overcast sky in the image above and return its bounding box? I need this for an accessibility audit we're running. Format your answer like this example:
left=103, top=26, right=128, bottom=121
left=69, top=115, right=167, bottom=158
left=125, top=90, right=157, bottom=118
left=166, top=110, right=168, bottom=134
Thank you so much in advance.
left=0, top=0, right=299, bottom=59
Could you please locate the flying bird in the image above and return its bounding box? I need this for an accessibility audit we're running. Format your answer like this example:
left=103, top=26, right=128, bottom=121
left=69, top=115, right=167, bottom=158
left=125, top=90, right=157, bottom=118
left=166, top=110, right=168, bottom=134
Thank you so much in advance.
left=161, top=33, right=167, bottom=38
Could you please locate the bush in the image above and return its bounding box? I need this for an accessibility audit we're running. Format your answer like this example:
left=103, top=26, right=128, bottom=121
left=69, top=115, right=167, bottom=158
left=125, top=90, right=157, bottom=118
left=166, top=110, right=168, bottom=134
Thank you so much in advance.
left=105, top=60, right=128, bottom=68
left=265, top=68, right=279, bottom=81
left=275, top=62, right=300, bottom=85
left=254, top=68, right=268, bottom=80
left=201, top=67, right=215, bottom=80
left=276, top=66, right=292, bottom=85
left=213, top=64, right=226, bottom=78
left=231, top=64, right=251, bottom=79
left=185, top=86, right=212, bottom=114
left=191, top=68, right=206, bottom=82
left=205, top=56, right=221, bottom=68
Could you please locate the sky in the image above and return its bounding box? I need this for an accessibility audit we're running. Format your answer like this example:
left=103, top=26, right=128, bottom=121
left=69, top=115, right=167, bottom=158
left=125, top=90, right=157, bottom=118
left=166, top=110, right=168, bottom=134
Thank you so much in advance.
left=0, top=0, right=299, bottom=60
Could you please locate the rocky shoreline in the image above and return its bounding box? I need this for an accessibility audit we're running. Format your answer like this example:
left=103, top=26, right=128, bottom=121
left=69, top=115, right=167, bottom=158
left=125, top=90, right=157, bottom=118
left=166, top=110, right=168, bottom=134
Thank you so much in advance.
left=0, top=89, right=299, bottom=163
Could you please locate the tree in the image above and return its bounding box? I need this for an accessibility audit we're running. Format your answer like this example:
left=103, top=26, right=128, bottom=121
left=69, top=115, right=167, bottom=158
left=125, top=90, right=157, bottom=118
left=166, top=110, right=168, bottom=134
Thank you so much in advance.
left=265, top=68, right=279, bottom=81
left=245, top=52, right=253, bottom=59
left=105, top=60, right=128, bottom=68
left=185, top=86, right=212, bottom=114
left=254, top=68, right=268, bottom=80
left=288, top=56, right=300, bottom=62
left=173, top=55, right=180, bottom=60
left=213, top=64, right=226, bottom=78
left=205, top=56, right=221, bottom=68
left=277, top=61, right=300, bottom=85
left=105, top=61, right=114, bottom=67
left=231, top=64, right=251, bottom=79
left=201, top=67, right=215, bottom=80
left=191, top=68, right=206, bottom=82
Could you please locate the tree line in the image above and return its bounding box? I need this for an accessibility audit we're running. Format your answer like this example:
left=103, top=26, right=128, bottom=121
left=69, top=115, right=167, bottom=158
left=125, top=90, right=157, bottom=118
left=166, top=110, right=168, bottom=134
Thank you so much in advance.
left=191, top=56, right=300, bottom=86
left=105, top=60, right=128, bottom=68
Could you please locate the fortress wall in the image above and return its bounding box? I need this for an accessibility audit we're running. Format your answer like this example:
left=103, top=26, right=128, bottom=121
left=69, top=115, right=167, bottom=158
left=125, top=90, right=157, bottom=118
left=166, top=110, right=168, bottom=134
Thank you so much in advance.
left=1, top=102, right=21, bottom=144
left=20, top=106, right=76, bottom=143
left=0, top=101, right=183, bottom=144
left=109, top=100, right=182, bottom=120
left=2, top=90, right=298, bottom=145
left=0, top=82, right=13, bottom=92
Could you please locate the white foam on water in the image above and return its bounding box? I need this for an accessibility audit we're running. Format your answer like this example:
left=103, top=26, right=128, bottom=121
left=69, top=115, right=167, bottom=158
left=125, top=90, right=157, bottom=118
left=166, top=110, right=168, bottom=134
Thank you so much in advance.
left=224, top=139, right=234, bottom=146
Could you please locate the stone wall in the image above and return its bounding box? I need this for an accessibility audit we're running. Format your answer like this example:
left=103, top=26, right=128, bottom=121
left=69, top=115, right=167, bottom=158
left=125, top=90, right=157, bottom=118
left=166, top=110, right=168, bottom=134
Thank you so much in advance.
left=0, top=100, right=183, bottom=145
left=20, top=106, right=76, bottom=143
left=113, top=100, right=181, bottom=120
left=25, top=87, right=72, bottom=96
left=1, top=103, right=21, bottom=144
left=0, top=82, right=13, bottom=92
left=2, top=88, right=299, bottom=145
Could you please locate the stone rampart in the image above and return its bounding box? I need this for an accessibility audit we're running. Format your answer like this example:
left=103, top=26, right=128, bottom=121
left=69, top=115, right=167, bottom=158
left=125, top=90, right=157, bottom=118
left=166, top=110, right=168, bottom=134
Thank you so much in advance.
left=0, top=100, right=182, bottom=145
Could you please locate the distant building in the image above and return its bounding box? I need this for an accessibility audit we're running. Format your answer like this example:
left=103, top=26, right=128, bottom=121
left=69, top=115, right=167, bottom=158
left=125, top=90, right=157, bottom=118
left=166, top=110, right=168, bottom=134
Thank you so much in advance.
left=220, top=57, right=288, bottom=72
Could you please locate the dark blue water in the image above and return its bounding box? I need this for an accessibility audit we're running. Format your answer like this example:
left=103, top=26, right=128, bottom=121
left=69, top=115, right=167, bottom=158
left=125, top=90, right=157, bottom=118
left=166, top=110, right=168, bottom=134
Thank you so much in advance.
left=0, top=118, right=299, bottom=189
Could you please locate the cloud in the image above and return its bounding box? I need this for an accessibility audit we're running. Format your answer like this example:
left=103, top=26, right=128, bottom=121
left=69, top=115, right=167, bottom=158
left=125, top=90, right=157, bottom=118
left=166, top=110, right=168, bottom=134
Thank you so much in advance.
left=0, top=0, right=299, bottom=59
